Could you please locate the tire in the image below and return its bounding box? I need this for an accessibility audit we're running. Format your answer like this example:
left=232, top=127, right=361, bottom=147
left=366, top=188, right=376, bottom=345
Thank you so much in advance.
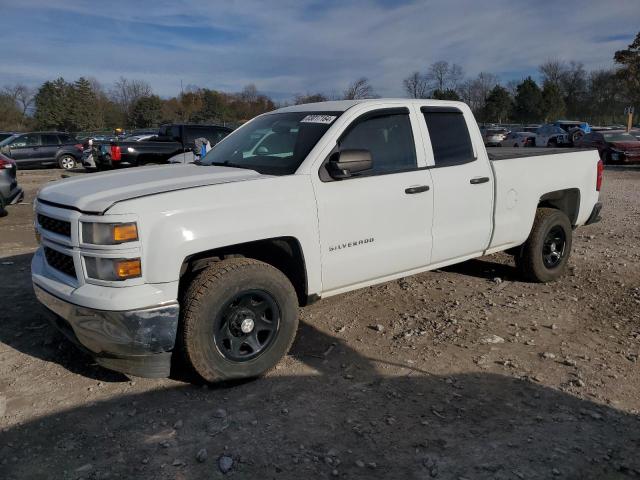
left=0, top=195, right=7, bottom=218
left=180, top=258, right=299, bottom=383
left=515, top=208, right=572, bottom=283
left=548, top=138, right=558, bottom=148
left=514, top=143, right=519, bottom=147
left=58, top=154, right=76, bottom=170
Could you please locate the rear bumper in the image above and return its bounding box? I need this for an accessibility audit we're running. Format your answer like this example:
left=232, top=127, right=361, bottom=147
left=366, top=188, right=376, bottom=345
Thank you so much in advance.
left=585, top=202, right=602, bottom=225
left=33, top=284, right=179, bottom=378
left=8, top=186, right=24, bottom=205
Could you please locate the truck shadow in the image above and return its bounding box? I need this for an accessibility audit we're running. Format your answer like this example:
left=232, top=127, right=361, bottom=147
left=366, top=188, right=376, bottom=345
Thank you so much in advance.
left=1, top=256, right=639, bottom=478
left=442, top=255, right=521, bottom=282
left=0, top=253, right=128, bottom=382
left=1, top=253, right=640, bottom=478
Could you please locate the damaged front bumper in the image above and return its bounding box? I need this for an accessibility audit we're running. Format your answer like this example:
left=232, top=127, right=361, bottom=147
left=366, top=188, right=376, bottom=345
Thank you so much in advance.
left=34, top=284, right=179, bottom=378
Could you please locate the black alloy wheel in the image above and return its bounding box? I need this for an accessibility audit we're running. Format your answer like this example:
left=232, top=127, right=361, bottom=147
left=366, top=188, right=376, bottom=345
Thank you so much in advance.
left=214, top=290, right=280, bottom=362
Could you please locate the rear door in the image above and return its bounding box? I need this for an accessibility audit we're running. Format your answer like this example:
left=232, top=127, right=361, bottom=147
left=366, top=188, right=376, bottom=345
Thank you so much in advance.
left=39, top=134, right=62, bottom=163
left=313, top=106, right=434, bottom=293
left=419, top=106, right=493, bottom=265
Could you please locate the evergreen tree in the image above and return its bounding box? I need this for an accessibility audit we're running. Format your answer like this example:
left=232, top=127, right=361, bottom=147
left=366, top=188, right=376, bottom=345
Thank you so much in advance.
left=483, top=85, right=512, bottom=123
left=70, top=77, right=100, bottom=131
left=34, top=78, right=72, bottom=130
left=128, top=95, right=162, bottom=128
left=431, top=89, right=461, bottom=101
left=514, top=77, right=543, bottom=123
left=541, top=80, right=566, bottom=122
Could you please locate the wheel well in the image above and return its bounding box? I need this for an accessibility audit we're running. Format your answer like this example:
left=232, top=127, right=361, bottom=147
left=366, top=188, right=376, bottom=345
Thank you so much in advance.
left=538, top=189, right=580, bottom=225
left=178, top=237, right=309, bottom=306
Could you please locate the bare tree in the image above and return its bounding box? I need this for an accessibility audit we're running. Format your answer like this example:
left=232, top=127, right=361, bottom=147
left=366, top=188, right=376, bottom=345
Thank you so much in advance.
left=448, top=63, right=464, bottom=90
left=343, top=77, right=375, bottom=100
left=403, top=72, right=428, bottom=98
left=110, top=77, right=152, bottom=116
left=3, top=84, right=34, bottom=116
left=426, top=61, right=450, bottom=91
left=239, top=84, right=259, bottom=103
left=505, top=79, right=520, bottom=98
left=539, top=59, right=567, bottom=89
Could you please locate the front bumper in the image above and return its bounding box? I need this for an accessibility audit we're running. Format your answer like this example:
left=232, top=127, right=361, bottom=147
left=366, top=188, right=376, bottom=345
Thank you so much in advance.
left=34, top=284, right=179, bottom=378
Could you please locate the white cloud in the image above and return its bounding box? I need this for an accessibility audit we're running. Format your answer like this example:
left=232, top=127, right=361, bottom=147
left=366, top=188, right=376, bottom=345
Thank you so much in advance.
left=1, top=0, right=638, bottom=99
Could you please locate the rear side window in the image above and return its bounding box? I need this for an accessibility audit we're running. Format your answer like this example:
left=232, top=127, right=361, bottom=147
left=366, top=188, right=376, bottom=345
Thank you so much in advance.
left=41, top=134, right=60, bottom=145
left=58, top=134, right=74, bottom=144
left=339, top=112, right=417, bottom=175
left=422, top=108, right=474, bottom=167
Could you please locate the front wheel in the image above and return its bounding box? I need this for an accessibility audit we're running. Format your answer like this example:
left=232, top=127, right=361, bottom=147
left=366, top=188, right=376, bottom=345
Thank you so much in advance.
left=515, top=208, right=572, bottom=282
left=180, top=258, right=299, bottom=383
left=58, top=154, right=76, bottom=170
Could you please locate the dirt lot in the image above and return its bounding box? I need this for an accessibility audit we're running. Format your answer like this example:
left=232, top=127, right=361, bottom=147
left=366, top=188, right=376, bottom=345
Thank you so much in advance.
left=1, top=167, right=639, bottom=480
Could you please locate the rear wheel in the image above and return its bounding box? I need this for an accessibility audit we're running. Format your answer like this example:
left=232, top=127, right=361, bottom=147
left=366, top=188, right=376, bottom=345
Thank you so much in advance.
left=547, top=138, right=558, bottom=148
left=58, top=155, right=76, bottom=170
left=515, top=208, right=572, bottom=282
left=180, top=258, right=299, bottom=383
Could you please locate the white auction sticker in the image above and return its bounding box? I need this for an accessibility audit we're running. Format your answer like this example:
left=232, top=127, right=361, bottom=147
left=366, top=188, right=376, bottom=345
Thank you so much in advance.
left=300, top=115, right=337, bottom=124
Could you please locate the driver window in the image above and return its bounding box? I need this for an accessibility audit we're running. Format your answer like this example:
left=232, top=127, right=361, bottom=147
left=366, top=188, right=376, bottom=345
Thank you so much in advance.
left=339, top=113, right=416, bottom=175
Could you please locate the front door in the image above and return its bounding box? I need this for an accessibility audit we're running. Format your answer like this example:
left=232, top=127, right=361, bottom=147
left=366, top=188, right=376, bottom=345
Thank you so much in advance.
left=420, top=106, right=494, bottom=264
left=313, top=108, right=434, bottom=293
left=7, top=133, right=41, bottom=166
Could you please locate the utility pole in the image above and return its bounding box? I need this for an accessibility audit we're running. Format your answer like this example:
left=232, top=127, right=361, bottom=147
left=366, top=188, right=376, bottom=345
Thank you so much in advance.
left=625, top=106, right=634, bottom=132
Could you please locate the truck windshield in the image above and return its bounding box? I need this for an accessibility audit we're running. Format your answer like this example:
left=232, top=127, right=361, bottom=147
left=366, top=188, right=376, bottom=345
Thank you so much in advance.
left=199, top=112, right=341, bottom=175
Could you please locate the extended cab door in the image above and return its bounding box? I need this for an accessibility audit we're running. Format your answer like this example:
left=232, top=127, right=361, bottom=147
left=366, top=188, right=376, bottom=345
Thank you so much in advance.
left=6, top=133, right=41, bottom=166
left=418, top=106, right=493, bottom=264
left=313, top=107, right=434, bottom=293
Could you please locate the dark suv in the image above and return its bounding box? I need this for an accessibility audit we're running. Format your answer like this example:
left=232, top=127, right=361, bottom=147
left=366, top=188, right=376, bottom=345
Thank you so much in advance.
left=0, top=132, right=83, bottom=170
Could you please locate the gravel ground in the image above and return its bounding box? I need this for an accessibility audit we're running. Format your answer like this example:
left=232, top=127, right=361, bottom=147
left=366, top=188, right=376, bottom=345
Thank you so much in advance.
left=1, top=167, right=639, bottom=480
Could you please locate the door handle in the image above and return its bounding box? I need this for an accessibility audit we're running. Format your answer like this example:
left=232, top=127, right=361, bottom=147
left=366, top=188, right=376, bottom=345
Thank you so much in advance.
left=470, top=177, right=490, bottom=185
left=405, top=185, right=430, bottom=194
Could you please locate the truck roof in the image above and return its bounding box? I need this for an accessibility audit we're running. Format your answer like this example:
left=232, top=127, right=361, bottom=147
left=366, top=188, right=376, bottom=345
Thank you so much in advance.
left=274, top=98, right=468, bottom=113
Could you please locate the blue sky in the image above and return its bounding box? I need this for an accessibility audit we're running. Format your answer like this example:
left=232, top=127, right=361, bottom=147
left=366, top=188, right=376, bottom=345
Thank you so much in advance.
left=0, top=0, right=638, bottom=101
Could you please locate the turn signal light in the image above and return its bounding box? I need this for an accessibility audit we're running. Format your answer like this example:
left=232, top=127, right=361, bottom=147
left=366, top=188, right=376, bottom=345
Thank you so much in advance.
left=115, top=259, right=142, bottom=279
left=113, top=223, right=138, bottom=242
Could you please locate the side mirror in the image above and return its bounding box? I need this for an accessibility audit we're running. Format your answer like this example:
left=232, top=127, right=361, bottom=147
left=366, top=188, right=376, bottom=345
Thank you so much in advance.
left=327, top=149, right=373, bottom=179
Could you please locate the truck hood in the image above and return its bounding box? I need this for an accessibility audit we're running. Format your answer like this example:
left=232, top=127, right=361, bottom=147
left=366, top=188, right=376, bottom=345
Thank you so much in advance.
left=38, top=164, right=264, bottom=213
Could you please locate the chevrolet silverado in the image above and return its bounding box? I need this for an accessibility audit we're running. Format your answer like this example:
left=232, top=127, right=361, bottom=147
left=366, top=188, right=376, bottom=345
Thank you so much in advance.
left=31, top=99, right=603, bottom=382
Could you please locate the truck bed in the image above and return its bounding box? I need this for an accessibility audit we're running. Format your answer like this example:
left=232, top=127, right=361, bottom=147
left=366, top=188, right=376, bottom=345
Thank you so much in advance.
left=487, top=147, right=593, bottom=161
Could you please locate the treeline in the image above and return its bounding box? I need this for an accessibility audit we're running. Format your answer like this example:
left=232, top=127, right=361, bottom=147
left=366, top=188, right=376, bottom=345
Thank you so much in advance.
left=0, top=77, right=276, bottom=132
left=401, top=60, right=633, bottom=125
left=1, top=32, right=637, bottom=132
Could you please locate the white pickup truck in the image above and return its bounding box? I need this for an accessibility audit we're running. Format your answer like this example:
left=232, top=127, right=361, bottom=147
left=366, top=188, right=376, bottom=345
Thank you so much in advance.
left=32, top=99, right=603, bottom=381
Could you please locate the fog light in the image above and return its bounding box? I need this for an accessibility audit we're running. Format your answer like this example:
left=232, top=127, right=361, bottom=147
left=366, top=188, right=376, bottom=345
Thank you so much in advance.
left=115, top=259, right=142, bottom=279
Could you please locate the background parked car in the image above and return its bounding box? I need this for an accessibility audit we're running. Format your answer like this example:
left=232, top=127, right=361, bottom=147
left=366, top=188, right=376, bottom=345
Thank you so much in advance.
left=553, top=120, right=591, bottom=144
left=522, top=124, right=541, bottom=133
left=92, top=123, right=232, bottom=169
left=535, top=124, right=570, bottom=147
left=0, top=132, right=83, bottom=169
left=500, top=131, right=536, bottom=147
left=0, top=132, right=17, bottom=142
left=481, top=127, right=508, bottom=146
left=0, top=152, right=24, bottom=216
left=574, top=130, right=640, bottom=164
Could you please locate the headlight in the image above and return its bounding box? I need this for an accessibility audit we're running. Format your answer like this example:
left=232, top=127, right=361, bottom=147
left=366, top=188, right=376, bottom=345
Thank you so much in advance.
left=85, top=257, right=142, bottom=281
left=82, top=222, right=138, bottom=245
